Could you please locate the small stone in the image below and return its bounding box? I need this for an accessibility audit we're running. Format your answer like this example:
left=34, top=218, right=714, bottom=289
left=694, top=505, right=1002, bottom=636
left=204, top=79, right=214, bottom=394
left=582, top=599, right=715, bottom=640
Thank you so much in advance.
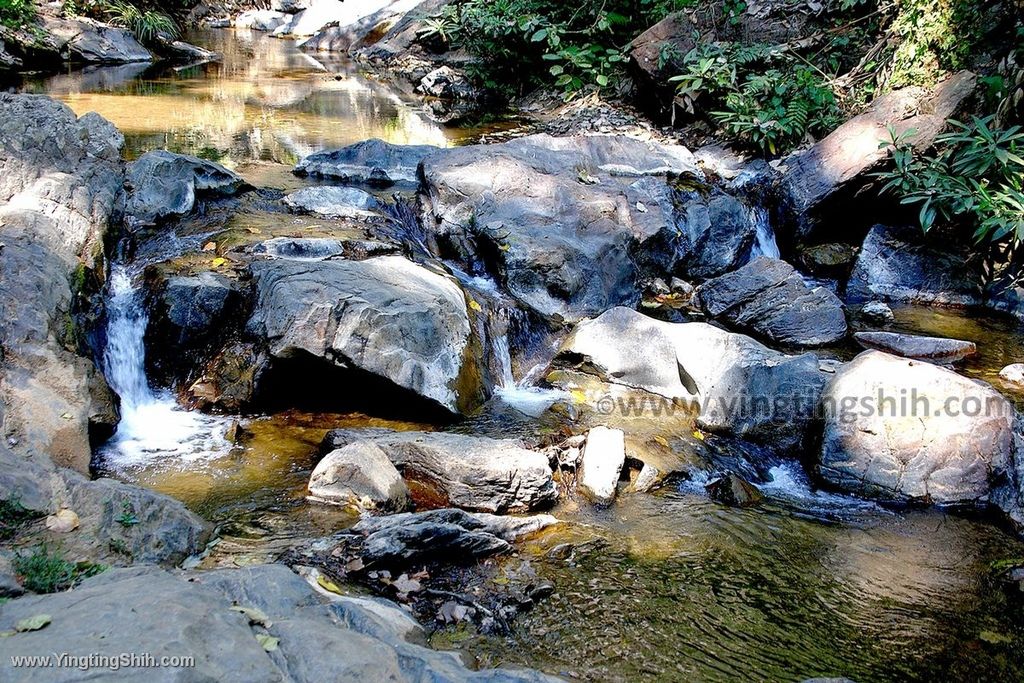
left=705, top=472, right=764, bottom=507
left=999, top=363, right=1024, bottom=389
left=45, top=508, right=80, bottom=533
left=669, top=277, right=694, bottom=296
left=860, top=301, right=895, bottom=325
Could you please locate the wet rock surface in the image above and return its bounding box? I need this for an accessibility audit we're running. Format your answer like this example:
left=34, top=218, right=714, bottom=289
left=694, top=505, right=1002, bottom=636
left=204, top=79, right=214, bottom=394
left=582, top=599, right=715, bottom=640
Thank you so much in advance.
left=283, top=185, right=381, bottom=218
left=295, top=138, right=439, bottom=186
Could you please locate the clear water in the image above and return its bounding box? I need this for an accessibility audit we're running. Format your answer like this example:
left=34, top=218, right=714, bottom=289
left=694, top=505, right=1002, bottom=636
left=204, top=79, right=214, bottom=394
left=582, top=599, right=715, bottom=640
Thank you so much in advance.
left=23, top=30, right=1024, bottom=682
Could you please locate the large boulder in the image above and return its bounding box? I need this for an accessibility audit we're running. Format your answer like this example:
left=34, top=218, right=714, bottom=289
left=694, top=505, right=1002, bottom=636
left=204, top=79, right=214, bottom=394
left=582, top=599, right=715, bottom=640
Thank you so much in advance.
left=321, top=430, right=557, bottom=513
left=295, top=0, right=429, bottom=52
left=780, top=71, right=976, bottom=239
left=0, top=95, right=124, bottom=472
left=294, top=138, right=440, bottom=186
left=846, top=224, right=982, bottom=306
left=121, top=150, right=247, bottom=227
left=675, top=193, right=759, bottom=280
left=420, top=134, right=701, bottom=322
left=0, top=564, right=558, bottom=682
left=248, top=256, right=480, bottom=415
left=558, top=307, right=829, bottom=452
left=697, top=257, right=848, bottom=347
left=43, top=16, right=153, bottom=64
left=308, top=442, right=411, bottom=511
left=819, top=350, right=1015, bottom=504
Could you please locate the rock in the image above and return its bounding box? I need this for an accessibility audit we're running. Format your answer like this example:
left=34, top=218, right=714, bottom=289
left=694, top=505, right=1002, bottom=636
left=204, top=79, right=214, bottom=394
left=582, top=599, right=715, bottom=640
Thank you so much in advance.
left=153, top=35, right=219, bottom=64
left=0, top=556, right=23, bottom=598
left=781, top=71, right=976, bottom=237
left=122, top=150, right=247, bottom=227
left=234, top=9, right=290, bottom=31
left=420, top=134, right=701, bottom=322
left=999, top=364, right=1024, bottom=390
left=705, top=472, right=764, bottom=507
left=678, top=193, right=759, bottom=280
left=148, top=271, right=242, bottom=349
left=283, top=186, right=381, bottom=218
left=43, top=16, right=153, bottom=64
left=309, top=442, right=411, bottom=511
left=185, top=342, right=266, bottom=412
left=276, top=0, right=424, bottom=39
left=819, top=350, right=1015, bottom=504
left=558, top=307, right=829, bottom=452
left=0, top=95, right=124, bottom=473
left=322, top=430, right=557, bottom=513
left=417, top=66, right=477, bottom=100
left=799, top=243, right=859, bottom=277
left=295, top=138, right=439, bottom=186
left=628, top=12, right=697, bottom=87
left=44, top=508, right=79, bottom=533
left=697, top=257, right=848, bottom=347
left=272, top=0, right=310, bottom=12
left=578, top=427, right=626, bottom=506
left=254, top=237, right=346, bottom=260
left=853, top=331, right=976, bottom=364
left=0, top=564, right=558, bottom=682
left=846, top=224, right=982, bottom=306
left=248, top=255, right=479, bottom=415
left=350, top=508, right=559, bottom=568
left=0, top=38, right=22, bottom=70
left=860, top=301, right=895, bottom=325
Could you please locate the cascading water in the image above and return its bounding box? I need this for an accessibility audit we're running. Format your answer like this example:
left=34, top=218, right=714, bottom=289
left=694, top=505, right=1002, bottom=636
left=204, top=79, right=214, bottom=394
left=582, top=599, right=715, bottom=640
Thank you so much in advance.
left=99, top=264, right=228, bottom=469
left=748, top=205, right=780, bottom=260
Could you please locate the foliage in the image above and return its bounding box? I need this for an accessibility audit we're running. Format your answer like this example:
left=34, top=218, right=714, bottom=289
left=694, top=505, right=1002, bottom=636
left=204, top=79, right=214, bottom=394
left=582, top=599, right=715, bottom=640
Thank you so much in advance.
left=877, top=116, right=1024, bottom=245
left=884, top=0, right=980, bottom=89
left=670, top=42, right=842, bottom=155
left=13, top=546, right=105, bottom=594
left=426, top=0, right=697, bottom=97
left=103, top=0, right=178, bottom=43
left=116, top=500, right=139, bottom=527
left=0, top=0, right=36, bottom=29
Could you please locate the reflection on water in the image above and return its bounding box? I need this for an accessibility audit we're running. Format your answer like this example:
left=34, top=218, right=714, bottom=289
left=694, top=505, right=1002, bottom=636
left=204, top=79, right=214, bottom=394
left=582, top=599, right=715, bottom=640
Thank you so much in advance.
left=20, top=28, right=454, bottom=165
left=460, top=489, right=1024, bottom=683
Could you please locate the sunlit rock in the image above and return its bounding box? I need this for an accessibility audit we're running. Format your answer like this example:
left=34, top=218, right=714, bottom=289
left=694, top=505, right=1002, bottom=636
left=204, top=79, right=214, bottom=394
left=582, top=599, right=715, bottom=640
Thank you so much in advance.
left=309, top=442, right=411, bottom=511
left=578, top=426, right=626, bottom=506
left=853, top=331, right=976, bottom=364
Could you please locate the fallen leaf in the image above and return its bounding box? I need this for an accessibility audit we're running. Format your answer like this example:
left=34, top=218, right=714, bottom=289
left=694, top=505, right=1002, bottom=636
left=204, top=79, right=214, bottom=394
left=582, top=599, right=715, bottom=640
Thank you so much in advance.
left=344, top=558, right=364, bottom=573
left=202, top=241, right=217, bottom=252
left=15, top=615, right=51, bottom=632
left=255, top=633, right=279, bottom=652
left=653, top=435, right=669, bottom=448
left=468, top=299, right=482, bottom=312
left=392, top=574, right=421, bottom=595
left=45, top=509, right=80, bottom=533
left=979, top=630, right=1013, bottom=645
left=211, top=257, right=227, bottom=268
left=231, top=606, right=272, bottom=628
left=316, top=574, right=343, bottom=595
left=692, top=430, right=705, bottom=441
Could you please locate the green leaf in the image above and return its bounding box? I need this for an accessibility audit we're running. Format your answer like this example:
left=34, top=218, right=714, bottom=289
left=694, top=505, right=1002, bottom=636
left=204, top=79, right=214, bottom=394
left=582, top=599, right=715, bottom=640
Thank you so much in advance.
left=531, top=28, right=548, bottom=42
left=595, top=74, right=609, bottom=87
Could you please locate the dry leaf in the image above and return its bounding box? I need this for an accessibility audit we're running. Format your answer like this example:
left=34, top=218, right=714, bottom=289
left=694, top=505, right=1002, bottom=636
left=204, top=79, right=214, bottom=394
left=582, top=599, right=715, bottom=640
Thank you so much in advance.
left=45, top=509, right=79, bottom=533
left=15, top=615, right=51, bottom=632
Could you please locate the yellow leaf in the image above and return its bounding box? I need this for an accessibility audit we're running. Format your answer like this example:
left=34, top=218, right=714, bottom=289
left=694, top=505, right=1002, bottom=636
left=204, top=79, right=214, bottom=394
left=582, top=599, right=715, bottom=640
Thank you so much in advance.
left=692, top=430, right=705, bottom=441
left=653, top=435, right=669, bottom=448
left=212, top=257, right=227, bottom=268
left=468, top=299, right=482, bottom=312
left=316, top=574, right=343, bottom=595
left=570, top=389, right=587, bottom=404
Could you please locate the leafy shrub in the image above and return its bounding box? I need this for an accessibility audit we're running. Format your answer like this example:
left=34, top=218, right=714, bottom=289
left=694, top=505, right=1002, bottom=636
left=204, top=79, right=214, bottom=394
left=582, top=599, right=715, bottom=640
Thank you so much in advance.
left=13, top=545, right=105, bottom=594
left=103, top=0, right=178, bottom=43
left=0, top=0, right=36, bottom=29
left=877, top=116, right=1024, bottom=244
left=425, top=0, right=696, bottom=97
left=670, top=42, right=842, bottom=155
left=885, top=0, right=980, bottom=89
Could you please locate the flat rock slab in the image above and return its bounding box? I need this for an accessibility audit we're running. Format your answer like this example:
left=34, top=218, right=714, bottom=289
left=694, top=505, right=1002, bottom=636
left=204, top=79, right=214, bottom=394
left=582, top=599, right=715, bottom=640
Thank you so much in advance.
left=322, top=430, right=557, bottom=512
left=853, top=331, right=976, bottom=363
left=578, top=426, right=626, bottom=505
left=697, top=256, right=848, bottom=347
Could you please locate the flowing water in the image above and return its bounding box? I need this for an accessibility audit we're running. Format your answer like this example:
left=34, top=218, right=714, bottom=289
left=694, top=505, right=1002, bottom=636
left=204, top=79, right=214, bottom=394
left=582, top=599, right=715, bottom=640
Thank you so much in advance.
left=25, top=30, right=1024, bottom=682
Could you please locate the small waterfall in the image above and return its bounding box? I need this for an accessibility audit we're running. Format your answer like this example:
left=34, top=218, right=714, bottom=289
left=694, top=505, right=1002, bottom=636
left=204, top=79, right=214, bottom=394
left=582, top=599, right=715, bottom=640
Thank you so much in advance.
left=748, top=206, right=780, bottom=260
left=99, top=264, right=227, bottom=468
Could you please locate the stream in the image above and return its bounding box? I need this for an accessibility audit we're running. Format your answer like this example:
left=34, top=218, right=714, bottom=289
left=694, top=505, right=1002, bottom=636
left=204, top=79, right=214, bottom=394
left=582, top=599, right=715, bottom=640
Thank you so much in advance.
left=23, top=28, right=1024, bottom=683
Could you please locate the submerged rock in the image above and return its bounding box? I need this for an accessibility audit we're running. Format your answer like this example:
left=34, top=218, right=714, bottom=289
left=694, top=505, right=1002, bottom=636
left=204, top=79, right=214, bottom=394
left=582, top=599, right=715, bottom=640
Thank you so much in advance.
left=559, top=307, right=829, bottom=452
left=309, top=442, right=411, bottom=511
left=819, top=350, right=1015, bottom=505
left=578, top=426, right=626, bottom=506
left=322, top=430, right=557, bottom=513
left=705, top=472, right=764, bottom=507
left=853, top=331, right=976, bottom=364
left=283, top=185, right=381, bottom=218
left=295, top=138, right=439, bottom=186
left=420, top=134, right=700, bottom=322
left=846, top=224, right=982, bottom=306
left=121, top=150, right=247, bottom=227
left=248, top=255, right=479, bottom=415
left=697, top=257, right=848, bottom=347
